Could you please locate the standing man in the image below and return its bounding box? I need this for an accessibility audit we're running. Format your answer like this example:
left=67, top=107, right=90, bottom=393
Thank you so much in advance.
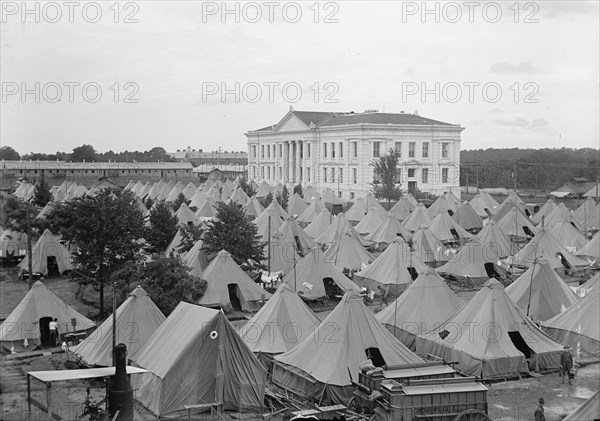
left=48, top=318, right=59, bottom=347
left=534, top=397, right=546, bottom=421
left=560, top=346, right=574, bottom=384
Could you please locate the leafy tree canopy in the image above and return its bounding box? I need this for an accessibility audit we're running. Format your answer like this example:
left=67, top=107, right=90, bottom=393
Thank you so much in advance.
left=47, top=188, right=145, bottom=316
left=145, top=201, right=178, bottom=254
left=371, top=148, right=402, bottom=205
left=33, top=175, right=52, bottom=208
left=0, top=146, right=20, bottom=160
left=110, top=257, right=206, bottom=315
left=71, top=144, right=98, bottom=162
left=203, top=201, right=266, bottom=272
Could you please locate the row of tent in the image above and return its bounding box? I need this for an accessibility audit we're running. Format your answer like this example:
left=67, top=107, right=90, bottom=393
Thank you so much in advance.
left=1, top=267, right=597, bottom=415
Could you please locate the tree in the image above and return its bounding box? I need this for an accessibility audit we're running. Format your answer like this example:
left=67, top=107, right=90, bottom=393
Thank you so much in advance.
left=110, top=257, right=206, bottom=315
left=144, top=197, right=154, bottom=210
left=147, top=147, right=173, bottom=162
left=71, top=144, right=98, bottom=162
left=259, top=192, right=273, bottom=209
left=371, top=148, right=402, bottom=206
left=33, top=174, right=52, bottom=207
left=171, top=192, right=188, bottom=211
left=0, top=146, right=20, bottom=160
left=276, top=185, right=289, bottom=210
left=47, top=188, right=145, bottom=316
left=177, top=223, right=204, bottom=254
left=203, top=201, right=266, bottom=272
left=145, top=201, right=178, bottom=254
left=239, top=177, right=256, bottom=198
left=293, top=184, right=303, bottom=197
left=2, top=196, right=38, bottom=233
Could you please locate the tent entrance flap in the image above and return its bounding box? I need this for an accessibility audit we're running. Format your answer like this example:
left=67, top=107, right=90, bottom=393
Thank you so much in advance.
left=484, top=263, right=501, bottom=279
left=365, top=348, right=386, bottom=368
left=323, top=277, right=342, bottom=297
left=39, top=317, right=52, bottom=346
left=47, top=256, right=59, bottom=277
left=228, top=284, right=241, bottom=310
left=508, top=331, right=533, bottom=359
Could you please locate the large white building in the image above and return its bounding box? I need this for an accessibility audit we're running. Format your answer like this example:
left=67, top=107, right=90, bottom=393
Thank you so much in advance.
left=246, top=109, right=464, bottom=200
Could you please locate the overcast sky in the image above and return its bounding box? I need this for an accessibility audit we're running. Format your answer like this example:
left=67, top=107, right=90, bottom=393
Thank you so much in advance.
left=1, top=1, right=598, bottom=155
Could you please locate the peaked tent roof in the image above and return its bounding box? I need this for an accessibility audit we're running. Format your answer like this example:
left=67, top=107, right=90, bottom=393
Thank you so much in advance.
left=411, top=225, right=448, bottom=263
left=542, top=283, right=599, bottom=359
left=388, top=196, right=414, bottom=221
left=253, top=208, right=284, bottom=244
left=497, top=207, right=539, bottom=239
left=281, top=247, right=358, bottom=300
left=365, top=214, right=413, bottom=247
left=576, top=231, right=600, bottom=259
left=475, top=220, right=513, bottom=259
left=355, top=238, right=427, bottom=289
left=506, top=260, right=577, bottom=322
left=377, top=268, right=463, bottom=348
left=255, top=180, right=273, bottom=198
left=429, top=211, right=473, bottom=243
left=194, top=199, right=217, bottom=221
left=354, top=207, right=386, bottom=235
left=344, top=197, right=367, bottom=223
left=583, top=183, right=600, bottom=198
left=324, top=231, right=374, bottom=271
left=316, top=213, right=369, bottom=247
left=531, top=198, right=558, bottom=225
left=427, top=194, right=457, bottom=218
left=244, top=196, right=265, bottom=220
left=182, top=239, right=210, bottom=278
left=453, top=202, right=484, bottom=231
left=240, top=283, right=321, bottom=354
left=507, top=228, right=588, bottom=270
left=287, top=192, right=308, bottom=217
left=175, top=203, right=198, bottom=226
left=437, top=237, right=505, bottom=278
left=303, top=186, right=320, bottom=201
left=543, top=203, right=583, bottom=231
left=273, top=290, right=423, bottom=404
left=131, top=302, right=266, bottom=416
left=198, top=250, right=271, bottom=312
left=189, top=190, right=210, bottom=209
left=73, top=286, right=165, bottom=366
left=0, top=281, right=94, bottom=343
left=402, top=203, right=433, bottom=231
left=296, top=198, right=325, bottom=225
left=490, top=198, right=528, bottom=223
left=276, top=217, right=316, bottom=256
left=304, top=208, right=332, bottom=239
left=469, top=192, right=499, bottom=218
left=416, top=279, right=564, bottom=379
left=18, top=229, right=73, bottom=276
left=548, top=219, right=587, bottom=251
left=264, top=230, right=301, bottom=275
left=364, top=193, right=387, bottom=215
left=573, top=198, right=600, bottom=232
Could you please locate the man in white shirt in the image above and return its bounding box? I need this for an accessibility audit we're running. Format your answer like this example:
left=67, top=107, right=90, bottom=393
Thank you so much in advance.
left=48, top=318, right=59, bottom=346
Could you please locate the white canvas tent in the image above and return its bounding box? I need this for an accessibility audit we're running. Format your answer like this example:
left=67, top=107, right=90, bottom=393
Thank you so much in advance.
left=73, top=286, right=165, bottom=366
left=131, top=302, right=267, bottom=416
left=18, top=229, right=73, bottom=277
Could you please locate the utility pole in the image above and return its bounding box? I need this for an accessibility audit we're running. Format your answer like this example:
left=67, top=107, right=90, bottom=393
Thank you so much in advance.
left=25, top=196, right=33, bottom=290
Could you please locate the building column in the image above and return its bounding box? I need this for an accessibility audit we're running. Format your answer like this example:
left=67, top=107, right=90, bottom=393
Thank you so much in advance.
left=296, top=140, right=302, bottom=184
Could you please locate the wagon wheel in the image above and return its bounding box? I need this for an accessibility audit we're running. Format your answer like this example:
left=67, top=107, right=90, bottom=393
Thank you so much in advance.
left=346, top=396, right=370, bottom=418
left=452, top=409, right=491, bottom=421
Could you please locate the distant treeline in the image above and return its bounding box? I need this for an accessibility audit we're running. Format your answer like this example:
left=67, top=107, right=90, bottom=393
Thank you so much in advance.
left=460, top=148, right=599, bottom=191
left=0, top=145, right=175, bottom=163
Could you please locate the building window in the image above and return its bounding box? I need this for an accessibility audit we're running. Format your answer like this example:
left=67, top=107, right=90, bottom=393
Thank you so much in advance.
left=353, top=168, right=357, bottom=184
left=422, top=142, right=429, bottom=158
left=324, top=143, right=327, bottom=158
left=324, top=167, right=328, bottom=183
left=261, top=167, right=265, bottom=178
left=338, top=191, right=342, bottom=198
left=307, top=168, right=311, bottom=182
left=395, top=142, right=402, bottom=157
left=252, top=145, right=257, bottom=158
left=409, top=142, right=415, bottom=158
left=307, top=143, right=311, bottom=158
left=422, top=168, right=428, bottom=183
left=373, top=142, right=381, bottom=158
left=442, top=167, right=449, bottom=183
left=279, top=144, right=282, bottom=158
left=339, top=142, right=343, bottom=158
left=339, top=168, right=343, bottom=183
left=261, top=145, right=265, bottom=159
left=267, top=146, right=270, bottom=159
left=267, top=166, right=271, bottom=179
left=350, top=192, right=355, bottom=200
left=353, top=142, right=358, bottom=158
left=331, top=143, right=335, bottom=159
left=330, top=168, right=335, bottom=183
left=442, top=143, right=449, bottom=158
left=408, top=168, right=415, bottom=178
